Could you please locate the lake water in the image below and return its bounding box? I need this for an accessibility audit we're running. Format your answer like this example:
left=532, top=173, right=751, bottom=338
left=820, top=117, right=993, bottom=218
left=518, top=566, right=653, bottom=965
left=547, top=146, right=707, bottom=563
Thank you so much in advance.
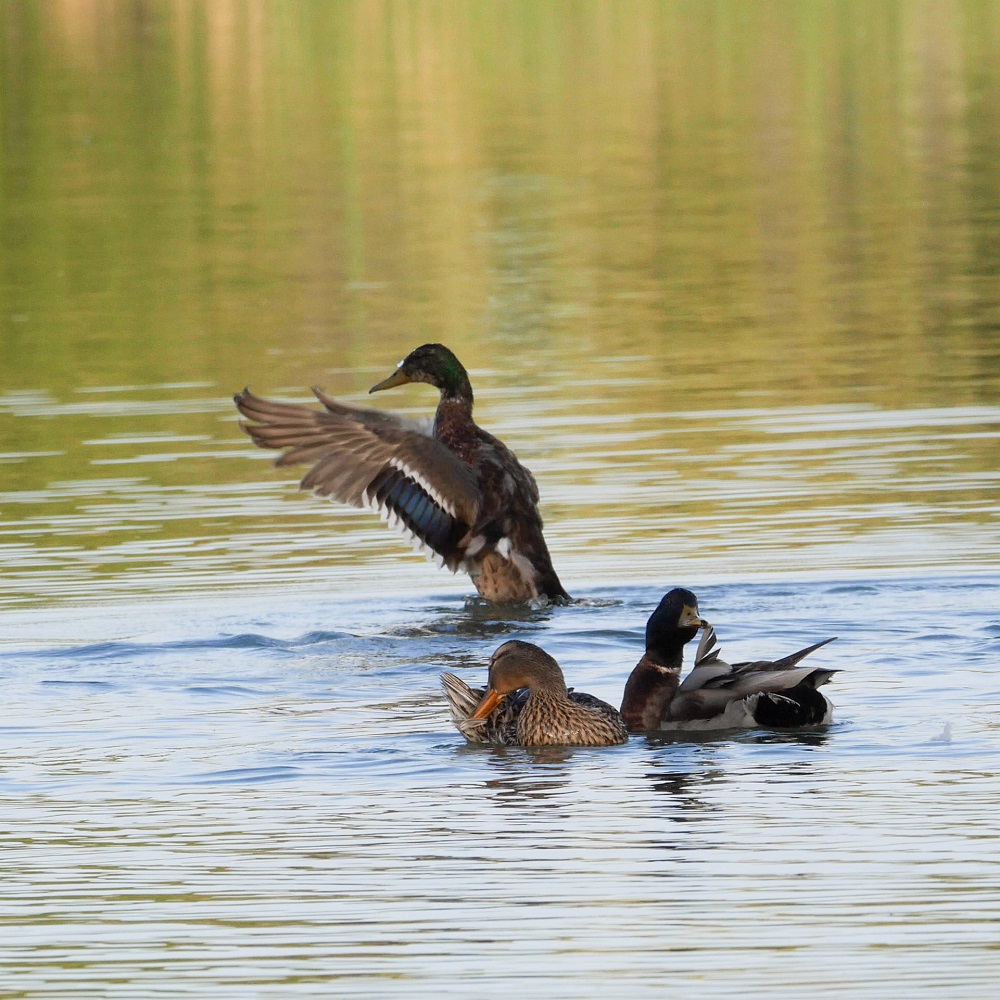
left=2, top=3, right=999, bottom=997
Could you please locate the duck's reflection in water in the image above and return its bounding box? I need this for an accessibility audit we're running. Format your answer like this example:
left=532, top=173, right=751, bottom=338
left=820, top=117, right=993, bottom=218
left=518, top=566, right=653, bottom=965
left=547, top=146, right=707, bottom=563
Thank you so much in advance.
left=447, top=724, right=834, bottom=831
left=643, top=727, right=832, bottom=750
left=640, top=765, right=727, bottom=815
left=450, top=743, right=584, bottom=817
left=741, top=728, right=832, bottom=749
left=638, top=728, right=833, bottom=822
left=389, top=599, right=560, bottom=642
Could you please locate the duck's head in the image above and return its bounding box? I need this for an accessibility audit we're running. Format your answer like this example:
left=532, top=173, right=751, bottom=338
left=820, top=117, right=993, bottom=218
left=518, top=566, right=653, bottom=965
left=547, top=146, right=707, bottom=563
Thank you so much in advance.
left=470, top=640, right=567, bottom=719
left=369, top=343, right=472, bottom=401
left=645, top=588, right=707, bottom=664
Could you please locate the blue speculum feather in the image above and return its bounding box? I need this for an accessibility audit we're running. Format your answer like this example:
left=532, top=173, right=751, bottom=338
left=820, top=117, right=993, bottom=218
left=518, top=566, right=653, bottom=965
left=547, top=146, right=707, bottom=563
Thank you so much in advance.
left=378, top=469, right=459, bottom=552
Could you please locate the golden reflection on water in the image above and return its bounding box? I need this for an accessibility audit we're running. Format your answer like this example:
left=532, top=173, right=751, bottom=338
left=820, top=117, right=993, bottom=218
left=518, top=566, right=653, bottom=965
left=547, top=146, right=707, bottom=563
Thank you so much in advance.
left=3, top=0, right=1000, bottom=399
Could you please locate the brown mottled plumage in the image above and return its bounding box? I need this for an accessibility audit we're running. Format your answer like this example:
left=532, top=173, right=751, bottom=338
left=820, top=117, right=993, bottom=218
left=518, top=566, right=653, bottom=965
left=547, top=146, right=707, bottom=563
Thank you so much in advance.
left=620, top=588, right=840, bottom=732
left=442, top=640, right=628, bottom=747
left=234, top=344, right=568, bottom=604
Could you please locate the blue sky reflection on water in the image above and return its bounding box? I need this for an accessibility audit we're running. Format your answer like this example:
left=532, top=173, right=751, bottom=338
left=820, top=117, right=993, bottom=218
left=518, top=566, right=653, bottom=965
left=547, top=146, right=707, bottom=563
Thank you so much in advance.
left=1, top=576, right=999, bottom=997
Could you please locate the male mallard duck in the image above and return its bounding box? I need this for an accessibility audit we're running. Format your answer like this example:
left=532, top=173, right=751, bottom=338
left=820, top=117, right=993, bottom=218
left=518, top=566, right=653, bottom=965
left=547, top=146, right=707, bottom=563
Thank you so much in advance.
left=442, top=639, right=628, bottom=746
left=620, top=588, right=839, bottom=732
left=619, top=588, right=705, bottom=731
left=234, top=344, right=569, bottom=603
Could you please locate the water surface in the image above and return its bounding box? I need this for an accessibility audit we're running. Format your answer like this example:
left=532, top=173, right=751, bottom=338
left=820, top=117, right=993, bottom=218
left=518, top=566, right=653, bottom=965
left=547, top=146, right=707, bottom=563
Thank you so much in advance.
left=1, top=2, right=999, bottom=997
left=3, top=577, right=999, bottom=998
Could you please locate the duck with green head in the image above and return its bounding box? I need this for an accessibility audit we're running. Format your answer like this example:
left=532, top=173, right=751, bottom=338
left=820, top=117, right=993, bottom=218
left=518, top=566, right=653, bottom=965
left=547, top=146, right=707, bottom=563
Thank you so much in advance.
left=620, top=587, right=840, bottom=731
left=235, top=344, right=569, bottom=603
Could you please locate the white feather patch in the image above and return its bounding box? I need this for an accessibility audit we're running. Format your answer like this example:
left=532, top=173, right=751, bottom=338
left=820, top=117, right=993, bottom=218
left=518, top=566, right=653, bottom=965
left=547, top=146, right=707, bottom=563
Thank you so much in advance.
left=324, top=480, right=457, bottom=574
left=387, top=457, right=458, bottom=518
left=508, top=548, right=541, bottom=598
left=464, top=535, right=486, bottom=557
left=649, top=661, right=682, bottom=675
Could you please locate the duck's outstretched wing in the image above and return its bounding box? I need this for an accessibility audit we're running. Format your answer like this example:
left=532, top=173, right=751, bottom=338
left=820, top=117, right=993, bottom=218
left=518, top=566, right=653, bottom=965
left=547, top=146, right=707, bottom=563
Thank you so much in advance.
left=235, top=388, right=481, bottom=570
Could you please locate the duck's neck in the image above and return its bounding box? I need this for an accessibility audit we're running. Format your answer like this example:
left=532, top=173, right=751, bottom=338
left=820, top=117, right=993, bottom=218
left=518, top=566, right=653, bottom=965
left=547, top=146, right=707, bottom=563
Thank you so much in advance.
left=433, top=392, right=475, bottom=441
left=620, top=652, right=682, bottom=732
left=517, top=684, right=570, bottom=743
left=436, top=361, right=474, bottom=406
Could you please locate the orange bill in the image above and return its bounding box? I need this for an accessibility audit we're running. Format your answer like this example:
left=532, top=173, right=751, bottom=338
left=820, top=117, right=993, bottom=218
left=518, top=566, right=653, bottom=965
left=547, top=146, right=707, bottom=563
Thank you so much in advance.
left=470, top=688, right=504, bottom=720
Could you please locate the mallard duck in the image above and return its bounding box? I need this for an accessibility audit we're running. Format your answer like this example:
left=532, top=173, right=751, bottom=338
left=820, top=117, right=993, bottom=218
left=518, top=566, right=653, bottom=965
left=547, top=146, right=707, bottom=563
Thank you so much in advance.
left=441, top=639, right=628, bottom=746
left=234, top=344, right=569, bottom=604
left=620, top=588, right=839, bottom=732
left=619, top=588, right=705, bottom=731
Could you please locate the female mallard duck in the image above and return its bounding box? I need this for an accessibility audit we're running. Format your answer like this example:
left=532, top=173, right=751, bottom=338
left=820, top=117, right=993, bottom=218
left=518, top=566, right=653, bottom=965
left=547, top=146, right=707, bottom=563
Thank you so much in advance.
left=620, top=588, right=839, bottom=732
left=442, top=640, right=628, bottom=746
left=234, top=344, right=569, bottom=603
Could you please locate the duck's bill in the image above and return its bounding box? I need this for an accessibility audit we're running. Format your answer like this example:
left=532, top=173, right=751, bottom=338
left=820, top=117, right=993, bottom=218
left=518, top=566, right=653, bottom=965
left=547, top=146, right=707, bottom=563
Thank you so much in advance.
left=470, top=688, right=504, bottom=720
left=680, top=605, right=708, bottom=629
left=369, top=368, right=411, bottom=393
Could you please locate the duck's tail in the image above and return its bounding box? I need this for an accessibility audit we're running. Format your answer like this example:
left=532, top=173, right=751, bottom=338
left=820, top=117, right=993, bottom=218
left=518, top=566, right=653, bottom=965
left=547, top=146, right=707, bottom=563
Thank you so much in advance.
left=440, top=672, right=489, bottom=742
left=749, top=684, right=834, bottom=727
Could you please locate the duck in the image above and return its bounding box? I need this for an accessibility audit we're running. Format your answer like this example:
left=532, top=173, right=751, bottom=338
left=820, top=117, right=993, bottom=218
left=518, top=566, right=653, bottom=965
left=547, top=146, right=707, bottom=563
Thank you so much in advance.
left=620, top=588, right=839, bottom=732
left=234, top=344, right=569, bottom=604
left=441, top=639, right=628, bottom=746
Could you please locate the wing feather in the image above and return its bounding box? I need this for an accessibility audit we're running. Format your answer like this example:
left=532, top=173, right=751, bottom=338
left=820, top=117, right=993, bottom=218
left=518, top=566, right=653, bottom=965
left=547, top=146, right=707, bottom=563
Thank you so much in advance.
left=669, top=629, right=839, bottom=722
left=235, top=388, right=482, bottom=567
